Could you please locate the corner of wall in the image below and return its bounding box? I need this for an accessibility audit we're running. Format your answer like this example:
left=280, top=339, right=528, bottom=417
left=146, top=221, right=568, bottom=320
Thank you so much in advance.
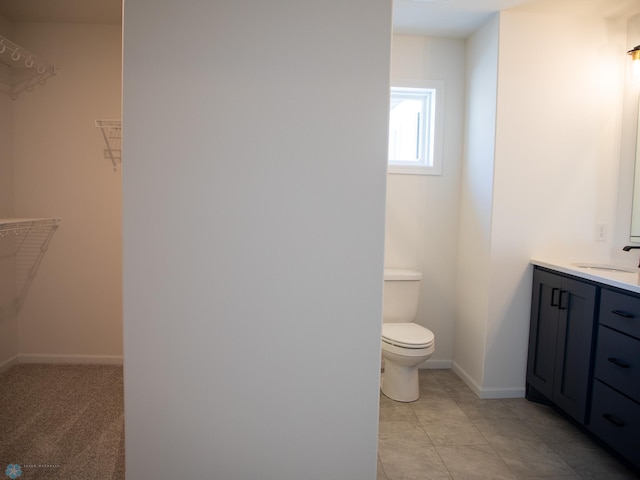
left=0, top=26, right=16, bottom=367
left=453, top=15, right=501, bottom=392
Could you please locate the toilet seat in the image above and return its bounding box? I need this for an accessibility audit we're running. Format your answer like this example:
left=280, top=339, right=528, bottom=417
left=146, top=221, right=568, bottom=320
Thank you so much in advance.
left=382, top=323, right=434, bottom=349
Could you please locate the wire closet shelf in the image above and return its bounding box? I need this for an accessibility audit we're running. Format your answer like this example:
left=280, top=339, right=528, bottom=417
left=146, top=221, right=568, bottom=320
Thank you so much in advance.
left=0, top=218, right=61, bottom=237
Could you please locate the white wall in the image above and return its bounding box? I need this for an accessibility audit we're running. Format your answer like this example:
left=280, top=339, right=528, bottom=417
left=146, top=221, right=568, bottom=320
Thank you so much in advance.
left=489, top=10, right=625, bottom=393
left=11, top=23, right=122, bottom=361
left=0, top=14, right=17, bottom=371
left=455, top=9, right=628, bottom=397
left=122, top=1, right=391, bottom=478
left=454, top=16, right=499, bottom=391
left=387, top=35, right=465, bottom=368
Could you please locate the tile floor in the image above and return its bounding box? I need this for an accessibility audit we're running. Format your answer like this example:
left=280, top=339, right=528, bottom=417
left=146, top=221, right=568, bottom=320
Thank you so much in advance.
left=376, top=369, right=639, bottom=480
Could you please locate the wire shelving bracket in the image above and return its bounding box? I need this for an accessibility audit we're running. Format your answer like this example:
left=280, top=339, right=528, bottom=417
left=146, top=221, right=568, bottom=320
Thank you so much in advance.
left=0, top=35, right=58, bottom=99
left=95, top=119, right=122, bottom=171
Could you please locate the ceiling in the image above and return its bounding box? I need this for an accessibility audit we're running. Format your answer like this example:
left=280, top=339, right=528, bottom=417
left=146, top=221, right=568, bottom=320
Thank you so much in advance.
left=393, top=0, right=532, bottom=37
left=0, top=0, right=639, bottom=38
left=394, top=0, right=640, bottom=36
left=0, top=0, right=122, bottom=25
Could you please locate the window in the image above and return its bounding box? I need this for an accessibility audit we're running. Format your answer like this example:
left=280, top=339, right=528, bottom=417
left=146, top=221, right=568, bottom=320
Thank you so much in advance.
left=388, top=81, right=443, bottom=175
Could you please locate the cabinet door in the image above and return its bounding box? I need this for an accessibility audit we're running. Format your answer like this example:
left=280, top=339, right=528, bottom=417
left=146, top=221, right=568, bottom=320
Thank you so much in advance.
left=527, top=269, right=562, bottom=399
left=552, top=277, right=596, bottom=423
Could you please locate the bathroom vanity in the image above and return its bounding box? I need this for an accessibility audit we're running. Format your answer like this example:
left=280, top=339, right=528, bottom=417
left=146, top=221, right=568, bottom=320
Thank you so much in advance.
left=527, top=260, right=640, bottom=472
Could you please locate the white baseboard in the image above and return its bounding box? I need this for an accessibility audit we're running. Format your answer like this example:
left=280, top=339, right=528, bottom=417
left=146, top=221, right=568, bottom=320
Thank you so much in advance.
left=0, top=354, right=19, bottom=375
left=451, top=361, right=483, bottom=396
left=419, top=359, right=453, bottom=369
left=478, top=386, right=526, bottom=399
left=18, top=354, right=123, bottom=365
left=452, top=361, right=525, bottom=399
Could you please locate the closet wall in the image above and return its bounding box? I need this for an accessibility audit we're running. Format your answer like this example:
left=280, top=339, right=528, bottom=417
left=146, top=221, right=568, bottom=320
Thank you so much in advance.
left=1, top=20, right=122, bottom=366
left=122, top=0, right=390, bottom=476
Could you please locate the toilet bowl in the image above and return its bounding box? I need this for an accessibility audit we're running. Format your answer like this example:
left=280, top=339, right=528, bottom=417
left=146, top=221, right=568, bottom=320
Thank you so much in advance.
left=380, top=269, right=435, bottom=402
left=381, top=323, right=435, bottom=402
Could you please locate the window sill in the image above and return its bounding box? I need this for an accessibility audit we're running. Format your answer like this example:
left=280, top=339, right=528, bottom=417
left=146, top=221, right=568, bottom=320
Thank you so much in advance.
left=388, top=165, right=441, bottom=176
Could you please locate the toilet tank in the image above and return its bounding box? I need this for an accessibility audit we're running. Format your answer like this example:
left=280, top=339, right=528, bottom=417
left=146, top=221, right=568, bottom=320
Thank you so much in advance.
left=383, top=269, right=422, bottom=323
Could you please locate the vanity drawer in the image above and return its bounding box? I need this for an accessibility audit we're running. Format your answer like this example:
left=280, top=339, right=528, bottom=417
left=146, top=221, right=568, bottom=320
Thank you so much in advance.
left=589, top=380, right=640, bottom=470
left=594, top=326, right=640, bottom=402
left=600, top=289, right=640, bottom=340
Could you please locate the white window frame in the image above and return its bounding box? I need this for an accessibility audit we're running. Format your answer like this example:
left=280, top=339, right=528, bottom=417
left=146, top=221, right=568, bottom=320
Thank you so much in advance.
left=388, top=80, right=444, bottom=175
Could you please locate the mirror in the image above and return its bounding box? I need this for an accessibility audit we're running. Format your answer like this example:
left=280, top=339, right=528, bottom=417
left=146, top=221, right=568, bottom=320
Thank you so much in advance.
left=631, top=100, right=640, bottom=242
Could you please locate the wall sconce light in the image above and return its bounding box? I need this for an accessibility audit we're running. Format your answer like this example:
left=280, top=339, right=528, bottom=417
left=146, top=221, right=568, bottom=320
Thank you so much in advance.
left=628, top=45, right=640, bottom=76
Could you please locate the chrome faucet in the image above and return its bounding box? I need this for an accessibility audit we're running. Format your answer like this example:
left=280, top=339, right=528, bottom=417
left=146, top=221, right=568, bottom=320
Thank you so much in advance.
left=623, top=245, right=640, bottom=267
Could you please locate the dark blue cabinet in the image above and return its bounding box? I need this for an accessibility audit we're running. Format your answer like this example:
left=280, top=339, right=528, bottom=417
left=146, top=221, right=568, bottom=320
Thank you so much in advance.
left=589, top=288, right=640, bottom=471
left=527, top=268, right=597, bottom=423
left=528, top=267, right=640, bottom=473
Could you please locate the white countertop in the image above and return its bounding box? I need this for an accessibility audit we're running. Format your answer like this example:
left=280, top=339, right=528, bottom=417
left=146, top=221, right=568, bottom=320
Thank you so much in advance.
left=531, top=259, right=640, bottom=294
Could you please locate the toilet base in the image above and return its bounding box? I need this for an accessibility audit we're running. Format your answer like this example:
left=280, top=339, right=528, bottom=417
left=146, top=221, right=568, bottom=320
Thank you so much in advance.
left=381, top=361, right=419, bottom=402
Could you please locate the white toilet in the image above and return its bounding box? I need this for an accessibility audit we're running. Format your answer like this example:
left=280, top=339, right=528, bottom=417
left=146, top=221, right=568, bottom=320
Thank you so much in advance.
left=380, top=269, right=435, bottom=402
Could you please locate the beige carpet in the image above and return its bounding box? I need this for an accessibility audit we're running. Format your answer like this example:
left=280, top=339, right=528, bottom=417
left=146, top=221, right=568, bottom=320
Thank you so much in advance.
left=0, top=364, right=124, bottom=479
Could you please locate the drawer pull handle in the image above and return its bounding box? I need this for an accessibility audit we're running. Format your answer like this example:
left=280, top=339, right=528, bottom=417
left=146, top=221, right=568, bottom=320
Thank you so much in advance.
left=611, top=310, right=634, bottom=319
left=607, top=357, right=630, bottom=368
left=551, top=288, right=560, bottom=307
left=603, top=414, right=625, bottom=427
left=558, top=290, right=568, bottom=310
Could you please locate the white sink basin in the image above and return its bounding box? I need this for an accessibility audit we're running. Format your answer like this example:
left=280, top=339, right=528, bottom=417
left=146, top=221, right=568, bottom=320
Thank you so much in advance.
left=571, top=262, right=640, bottom=273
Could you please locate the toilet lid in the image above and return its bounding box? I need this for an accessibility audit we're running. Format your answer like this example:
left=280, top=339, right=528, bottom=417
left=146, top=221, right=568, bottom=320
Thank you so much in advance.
left=382, top=323, right=434, bottom=348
